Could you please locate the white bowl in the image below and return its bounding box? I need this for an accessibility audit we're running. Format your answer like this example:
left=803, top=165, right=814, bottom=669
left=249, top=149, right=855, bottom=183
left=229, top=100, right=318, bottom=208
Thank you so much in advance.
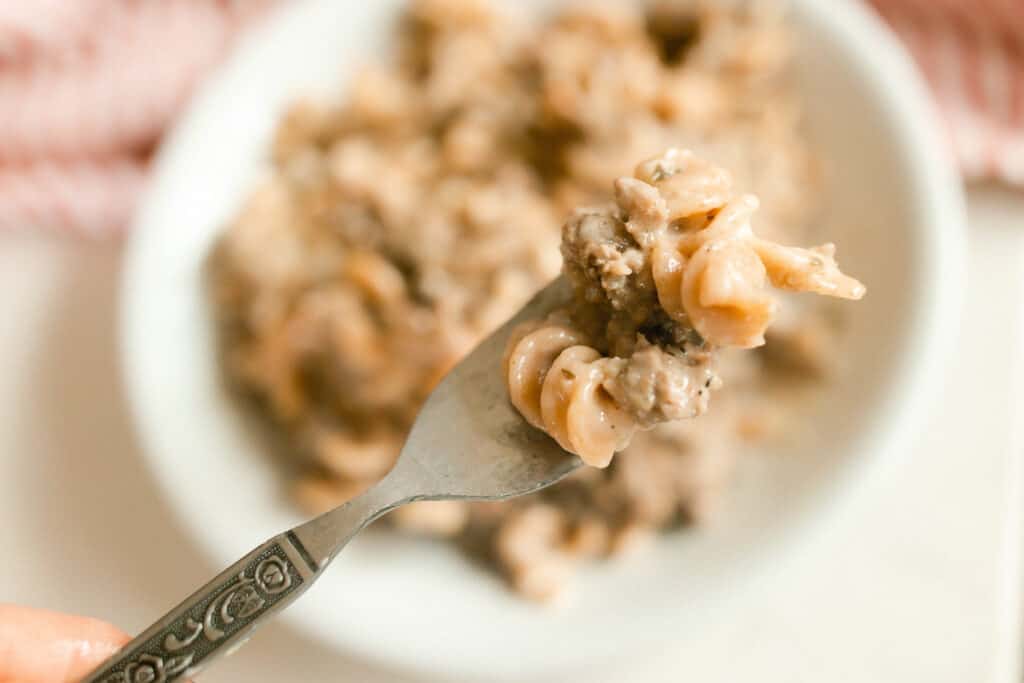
left=122, top=0, right=965, bottom=679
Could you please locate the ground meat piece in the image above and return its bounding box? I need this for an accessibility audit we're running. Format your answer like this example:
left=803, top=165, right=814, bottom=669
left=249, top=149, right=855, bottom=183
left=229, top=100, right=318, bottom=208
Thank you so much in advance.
left=560, top=208, right=653, bottom=312
left=604, top=338, right=721, bottom=427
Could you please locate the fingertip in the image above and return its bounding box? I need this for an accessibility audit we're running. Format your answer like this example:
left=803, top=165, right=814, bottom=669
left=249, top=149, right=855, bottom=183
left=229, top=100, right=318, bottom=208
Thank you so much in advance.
left=0, top=603, right=129, bottom=683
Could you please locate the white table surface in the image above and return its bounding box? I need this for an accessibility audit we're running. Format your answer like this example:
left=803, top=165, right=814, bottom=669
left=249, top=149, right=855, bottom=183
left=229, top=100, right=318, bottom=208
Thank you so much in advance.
left=3, top=184, right=1022, bottom=683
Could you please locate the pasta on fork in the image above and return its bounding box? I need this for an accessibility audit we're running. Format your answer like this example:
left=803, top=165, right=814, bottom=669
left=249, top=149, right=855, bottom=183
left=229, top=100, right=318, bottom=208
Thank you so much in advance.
left=505, top=148, right=865, bottom=467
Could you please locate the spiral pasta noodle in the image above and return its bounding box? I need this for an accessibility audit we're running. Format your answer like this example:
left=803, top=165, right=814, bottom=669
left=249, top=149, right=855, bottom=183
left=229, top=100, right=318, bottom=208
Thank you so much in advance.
left=636, top=149, right=865, bottom=347
left=506, top=148, right=865, bottom=467
left=505, top=322, right=637, bottom=468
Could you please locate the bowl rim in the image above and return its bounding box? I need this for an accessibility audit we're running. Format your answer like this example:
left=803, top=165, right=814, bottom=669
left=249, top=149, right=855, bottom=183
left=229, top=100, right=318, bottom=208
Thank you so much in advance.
left=120, top=0, right=967, bottom=678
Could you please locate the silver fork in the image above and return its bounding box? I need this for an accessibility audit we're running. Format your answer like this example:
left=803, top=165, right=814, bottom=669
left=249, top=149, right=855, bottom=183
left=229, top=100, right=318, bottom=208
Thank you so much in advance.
left=83, top=278, right=581, bottom=683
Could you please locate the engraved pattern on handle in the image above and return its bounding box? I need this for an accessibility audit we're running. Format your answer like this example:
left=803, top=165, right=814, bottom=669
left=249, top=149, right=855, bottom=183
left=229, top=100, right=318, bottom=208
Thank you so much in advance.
left=81, top=540, right=309, bottom=683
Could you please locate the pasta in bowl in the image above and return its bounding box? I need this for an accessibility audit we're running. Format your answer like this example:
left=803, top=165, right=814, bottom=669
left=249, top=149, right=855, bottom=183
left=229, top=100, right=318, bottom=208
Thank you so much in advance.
left=506, top=148, right=865, bottom=468
left=208, top=0, right=877, bottom=602
left=122, top=0, right=964, bottom=676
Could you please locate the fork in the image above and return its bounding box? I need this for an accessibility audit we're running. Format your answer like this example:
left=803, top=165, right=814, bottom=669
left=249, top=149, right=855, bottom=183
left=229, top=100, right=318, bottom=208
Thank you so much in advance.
left=83, top=278, right=581, bottom=683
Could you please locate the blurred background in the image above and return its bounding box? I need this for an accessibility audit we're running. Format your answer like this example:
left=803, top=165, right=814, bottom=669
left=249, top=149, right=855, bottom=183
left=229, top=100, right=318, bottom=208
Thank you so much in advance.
left=2, top=1, right=1022, bottom=681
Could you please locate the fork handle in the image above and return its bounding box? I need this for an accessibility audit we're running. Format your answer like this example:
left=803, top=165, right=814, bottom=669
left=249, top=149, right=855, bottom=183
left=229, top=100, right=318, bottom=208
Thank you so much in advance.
left=80, top=531, right=318, bottom=683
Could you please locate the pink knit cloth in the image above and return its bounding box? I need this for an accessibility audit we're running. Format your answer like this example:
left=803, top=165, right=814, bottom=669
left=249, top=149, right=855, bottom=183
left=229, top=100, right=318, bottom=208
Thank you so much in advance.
left=868, top=0, right=1024, bottom=185
left=0, top=1, right=1020, bottom=237
left=0, top=0, right=272, bottom=237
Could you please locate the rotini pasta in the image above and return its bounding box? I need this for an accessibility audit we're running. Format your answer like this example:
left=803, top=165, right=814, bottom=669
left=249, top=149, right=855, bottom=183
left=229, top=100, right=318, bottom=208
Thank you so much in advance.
left=506, top=326, right=635, bottom=468
left=506, top=148, right=865, bottom=467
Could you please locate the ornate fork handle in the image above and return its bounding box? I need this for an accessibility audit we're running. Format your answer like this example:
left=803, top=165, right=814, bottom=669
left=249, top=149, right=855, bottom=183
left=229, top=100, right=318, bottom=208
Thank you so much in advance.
left=81, top=531, right=319, bottom=683
left=80, top=466, right=419, bottom=683
left=79, top=468, right=411, bottom=683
